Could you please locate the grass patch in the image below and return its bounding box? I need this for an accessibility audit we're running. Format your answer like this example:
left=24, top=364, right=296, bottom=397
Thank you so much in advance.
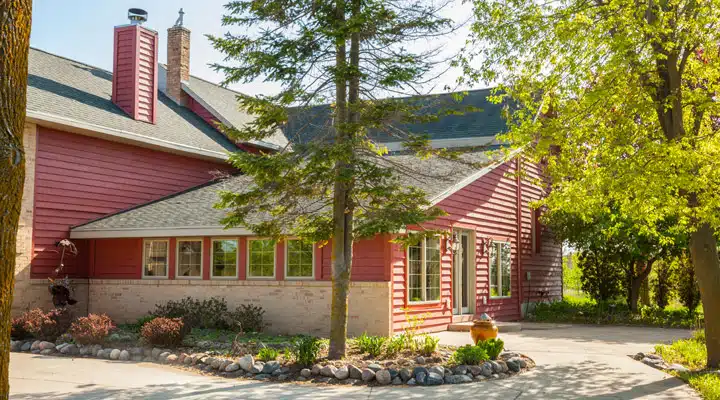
left=655, top=339, right=707, bottom=370
left=527, top=298, right=703, bottom=329
left=687, top=373, right=720, bottom=400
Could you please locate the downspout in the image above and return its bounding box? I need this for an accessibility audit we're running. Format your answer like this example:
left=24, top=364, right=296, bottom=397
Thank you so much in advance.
left=516, top=157, right=523, bottom=319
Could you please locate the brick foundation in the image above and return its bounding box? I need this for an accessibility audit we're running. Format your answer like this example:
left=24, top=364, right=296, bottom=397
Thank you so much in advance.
left=87, top=280, right=392, bottom=337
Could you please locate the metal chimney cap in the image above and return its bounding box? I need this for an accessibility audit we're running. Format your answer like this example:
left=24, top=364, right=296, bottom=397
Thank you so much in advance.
left=128, top=8, right=148, bottom=25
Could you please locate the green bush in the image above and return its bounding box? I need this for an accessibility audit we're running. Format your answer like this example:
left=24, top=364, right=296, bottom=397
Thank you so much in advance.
left=356, top=332, right=387, bottom=357
left=289, top=336, right=323, bottom=366
left=230, top=304, right=266, bottom=333
left=123, top=315, right=157, bottom=333
left=451, top=344, right=489, bottom=365
left=151, top=297, right=230, bottom=329
left=140, top=317, right=186, bottom=347
left=416, top=334, right=440, bottom=356
left=257, top=347, right=279, bottom=361
left=476, top=338, right=504, bottom=360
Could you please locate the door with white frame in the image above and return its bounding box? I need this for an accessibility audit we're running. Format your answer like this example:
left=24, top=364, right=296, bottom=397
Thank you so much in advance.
left=452, top=229, right=474, bottom=315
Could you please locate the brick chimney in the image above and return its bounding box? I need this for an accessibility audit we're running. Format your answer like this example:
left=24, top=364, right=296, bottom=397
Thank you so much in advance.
left=166, top=8, right=190, bottom=106
left=112, top=8, right=159, bottom=124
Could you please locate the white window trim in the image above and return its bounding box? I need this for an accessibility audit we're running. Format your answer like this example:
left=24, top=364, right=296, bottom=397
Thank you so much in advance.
left=284, top=239, right=315, bottom=280
left=247, top=238, right=277, bottom=279
left=210, top=238, right=239, bottom=279
left=175, top=238, right=204, bottom=280
left=142, top=238, right=169, bottom=279
left=490, top=240, right=512, bottom=299
left=407, top=236, right=442, bottom=305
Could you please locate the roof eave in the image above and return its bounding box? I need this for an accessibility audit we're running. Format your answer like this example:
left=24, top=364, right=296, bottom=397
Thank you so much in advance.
left=70, top=226, right=253, bottom=239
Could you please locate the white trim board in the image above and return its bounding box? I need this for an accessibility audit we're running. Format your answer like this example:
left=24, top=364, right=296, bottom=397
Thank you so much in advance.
left=70, top=226, right=254, bottom=239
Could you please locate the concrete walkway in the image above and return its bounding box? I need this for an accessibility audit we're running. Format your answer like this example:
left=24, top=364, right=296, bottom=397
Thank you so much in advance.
left=9, top=324, right=700, bottom=399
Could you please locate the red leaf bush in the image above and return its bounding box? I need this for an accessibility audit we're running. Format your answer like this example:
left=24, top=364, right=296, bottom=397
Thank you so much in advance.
left=140, top=317, right=185, bottom=347
left=18, top=308, right=73, bottom=341
left=69, top=314, right=114, bottom=345
left=11, top=316, right=32, bottom=340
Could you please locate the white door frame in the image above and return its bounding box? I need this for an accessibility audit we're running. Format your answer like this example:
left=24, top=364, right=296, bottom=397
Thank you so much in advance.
left=452, top=229, right=475, bottom=315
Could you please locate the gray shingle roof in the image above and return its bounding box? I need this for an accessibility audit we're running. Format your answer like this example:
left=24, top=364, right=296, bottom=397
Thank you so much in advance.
left=71, top=151, right=498, bottom=233
left=27, top=48, right=238, bottom=157
left=284, top=88, right=507, bottom=145
left=164, top=65, right=290, bottom=150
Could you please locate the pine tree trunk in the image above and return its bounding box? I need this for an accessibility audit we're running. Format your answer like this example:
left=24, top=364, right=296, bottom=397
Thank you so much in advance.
left=0, top=1, right=32, bottom=397
left=689, top=223, right=720, bottom=368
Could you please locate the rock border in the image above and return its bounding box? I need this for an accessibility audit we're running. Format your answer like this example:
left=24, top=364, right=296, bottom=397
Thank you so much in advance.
left=10, top=339, right=535, bottom=387
left=632, top=352, right=691, bottom=374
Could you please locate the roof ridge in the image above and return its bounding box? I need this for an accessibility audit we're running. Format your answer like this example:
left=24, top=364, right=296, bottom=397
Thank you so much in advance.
left=71, top=173, right=243, bottom=230
left=30, top=46, right=113, bottom=75
left=159, top=62, right=246, bottom=97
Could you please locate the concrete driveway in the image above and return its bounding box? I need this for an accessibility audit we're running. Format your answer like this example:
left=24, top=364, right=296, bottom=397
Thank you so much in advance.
left=9, top=324, right=700, bottom=399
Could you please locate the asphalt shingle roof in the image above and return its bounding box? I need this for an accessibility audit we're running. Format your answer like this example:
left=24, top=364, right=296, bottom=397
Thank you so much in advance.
left=71, top=151, right=496, bottom=233
left=284, top=88, right=507, bottom=145
left=27, top=48, right=238, bottom=156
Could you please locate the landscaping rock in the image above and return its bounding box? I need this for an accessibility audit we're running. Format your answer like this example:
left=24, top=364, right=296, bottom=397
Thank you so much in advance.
left=407, top=378, right=416, bottom=385
left=468, top=365, right=483, bottom=376
left=334, top=366, right=349, bottom=380
left=300, top=368, right=312, bottom=378
left=497, top=360, right=508, bottom=373
left=296, top=376, right=307, bottom=382
left=277, top=374, right=290, bottom=381
left=367, top=363, right=382, bottom=372
left=481, top=362, right=493, bottom=377
left=109, top=349, right=121, bottom=360
left=345, top=378, right=360, bottom=385
left=489, top=361, right=502, bottom=374
left=39, top=341, right=55, bottom=351
left=151, top=348, right=163, bottom=360
left=158, top=352, right=172, bottom=363
left=445, top=374, right=472, bottom=384
left=320, top=365, right=337, bottom=377
left=251, top=362, right=264, bottom=374
left=183, top=356, right=193, bottom=365
left=348, top=364, right=363, bottom=379
left=506, top=359, right=520, bottom=373
left=10, top=341, right=19, bottom=352
left=219, top=360, right=233, bottom=371
left=392, top=377, right=403, bottom=385
left=225, top=362, right=241, bottom=372
left=271, top=369, right=284, bottom=377
left=311, top=364, right=322, bottom=375
left=167, top=354, right=179, bottom=364
left=40, top=349, right=55, bottom=355
left=646, top=354, right=663, bottom=360
left=375, top=369, right=392, bottom=385
left=130, top=347, right=143, bottom=356
left=492, top=373, right=499, bottom=379
left=118, top=350, right=130, bottom=361
left=642, top=357, right=664, bottom=368
left=254, top=374, right=271, bottom=380
left=31, top=341, right=41, bottom=351
left=262, top=361, right=280, bottom=374
left=452, top=365, right=468, bottom=375
left=60, top=344, right=78, bottom=355
left=132, top=355, right=143, bottom=362
left=413, top=366, right=428, bottom=378
left=314, top=377, right=332, bottom=384
left=415, top=372, right=427, bottom=385
left=361, top=368, right=376, bottom=382
left=21, top=342, right=31, bottom=352
left=426, top=372, right=444, bottom=385
left=474, top=375, right=487, bottom=382
left=428, top=366, right=444, bottom=376
left=667, top=364, right=689, bottom=373
left=415, top=356, right=426, bottom=365
left=239, top=355, right=254, bottom=372
left=399, top=368, right=412, bottom=382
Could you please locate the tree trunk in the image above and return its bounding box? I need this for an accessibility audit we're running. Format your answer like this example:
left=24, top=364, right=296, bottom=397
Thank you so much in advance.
left=0, top=1, right=32, bottom=397
left=628, top=260, right=653, bottom=313
left=689, top=223, right=720, bottom=368
left=328, top=0, right=352, bottom=360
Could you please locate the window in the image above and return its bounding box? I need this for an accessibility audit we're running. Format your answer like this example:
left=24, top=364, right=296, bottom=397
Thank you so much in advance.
left=407, top=236, right=441, bottom=303
left=489, top=241, right=511, bottom=298
left=248, top=239, right=275, bottom=278
left=177, top=239, right=202, bottom=278
left=286, top=239, right=314, bottom=278
left=143, top=240, right=168, bottom=278
left=211, top=239, right=238, bottom=278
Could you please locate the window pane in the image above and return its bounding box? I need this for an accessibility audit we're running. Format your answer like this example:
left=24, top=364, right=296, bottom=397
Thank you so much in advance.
left=489, top=243, right=498, bottom=297
left=408, top=243, right=422, bottom=301
left=144, top=241, right=168, bottom=277
left=178, top=240, right=202, bottom=277
left=425, top=237, right=441, bottom=301
left=248, top=239, right=275, bottom=277
left=286, top=240, right=313, bottom=278
left=212, top=240, right=237, bottom=277
left=501, top=242, right=511, bottom=297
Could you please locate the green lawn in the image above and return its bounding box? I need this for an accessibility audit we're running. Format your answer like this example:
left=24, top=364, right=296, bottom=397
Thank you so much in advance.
left=656, top=330, right=719, bottom=400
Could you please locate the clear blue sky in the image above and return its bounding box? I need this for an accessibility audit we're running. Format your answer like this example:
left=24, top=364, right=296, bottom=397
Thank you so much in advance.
left=30, top=0, right=471, bottom=96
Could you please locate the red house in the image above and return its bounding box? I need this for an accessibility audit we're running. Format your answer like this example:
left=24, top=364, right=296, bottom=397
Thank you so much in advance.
left=14, top=9, right=562, bottom=336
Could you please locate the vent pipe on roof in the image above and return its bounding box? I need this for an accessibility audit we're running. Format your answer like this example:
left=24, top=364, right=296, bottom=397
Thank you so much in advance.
left=111, top=9, right=159, bottom=124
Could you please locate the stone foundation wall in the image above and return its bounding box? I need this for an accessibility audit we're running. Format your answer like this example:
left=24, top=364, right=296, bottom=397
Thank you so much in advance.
left=88, top=280, right=393, bottom=337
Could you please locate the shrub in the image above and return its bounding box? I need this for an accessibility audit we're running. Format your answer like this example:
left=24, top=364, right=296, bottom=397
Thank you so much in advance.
left=385, top=335, right=405, bottom=357
left=476, top=338, right=504, bottom=360
left=451, top=345, right=489, bottom=365
left=356, top=332, right=387, bottom=357
left=416, top=334, right=440, bottom=356
left=289, top=336, right=323, bottom=366
left=69, top=314, right=114, bottom=345
left=140, top=317, right=186, bottom=347
left=11, top=316, right=31, bottom=340
left=230, top=304, right=266, bottom=333
left=257, top=347, right=279, bottom=362
left=20, top=308, right=73, bottom=341
left=151, top=297, right=230, bottom=329
left=578, top=250, right=625, bottom=302
left=124, top=315, right=157, bottom=333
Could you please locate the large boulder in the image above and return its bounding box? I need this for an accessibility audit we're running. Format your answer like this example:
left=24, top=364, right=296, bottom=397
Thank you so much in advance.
left=109, top=349, right=121, bottom=360
left=348, top=364, right=363, bottom=380
left=444, top=374, right=472, bottom=384
left=239, top=355, right=254, bottom=372
left=426, top=372, right=444, bottom=386
left=225, top=362, right=241, bottom=372
left=334, top=366, right=350, bottom=380
left=39, top=341, right=55, bottom=351
left=375, top=369, right=392, bottom=385
left=262, top=361, right=280, bottom=374
left=320, top=365, right=337, bottom=377
left=300, top=368, right=312, bottom=378
left=361, top=368, right=376, bottom=382
left=119, top=350, right=131, bottom=361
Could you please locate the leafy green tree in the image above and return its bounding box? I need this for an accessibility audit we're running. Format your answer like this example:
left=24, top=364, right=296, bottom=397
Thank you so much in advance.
left=466, top=0, right=720, bottom=366
left=576, top=249, right=625, bottom=303
left=209, top=0, right=466, bottom=358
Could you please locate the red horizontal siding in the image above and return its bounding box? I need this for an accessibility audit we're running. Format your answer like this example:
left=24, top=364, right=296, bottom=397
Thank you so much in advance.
left=112, top=25, right=157, bottom=123
left=318, top=236, right=389, bottom=282
left=31, top=127, right=232, bottom=278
